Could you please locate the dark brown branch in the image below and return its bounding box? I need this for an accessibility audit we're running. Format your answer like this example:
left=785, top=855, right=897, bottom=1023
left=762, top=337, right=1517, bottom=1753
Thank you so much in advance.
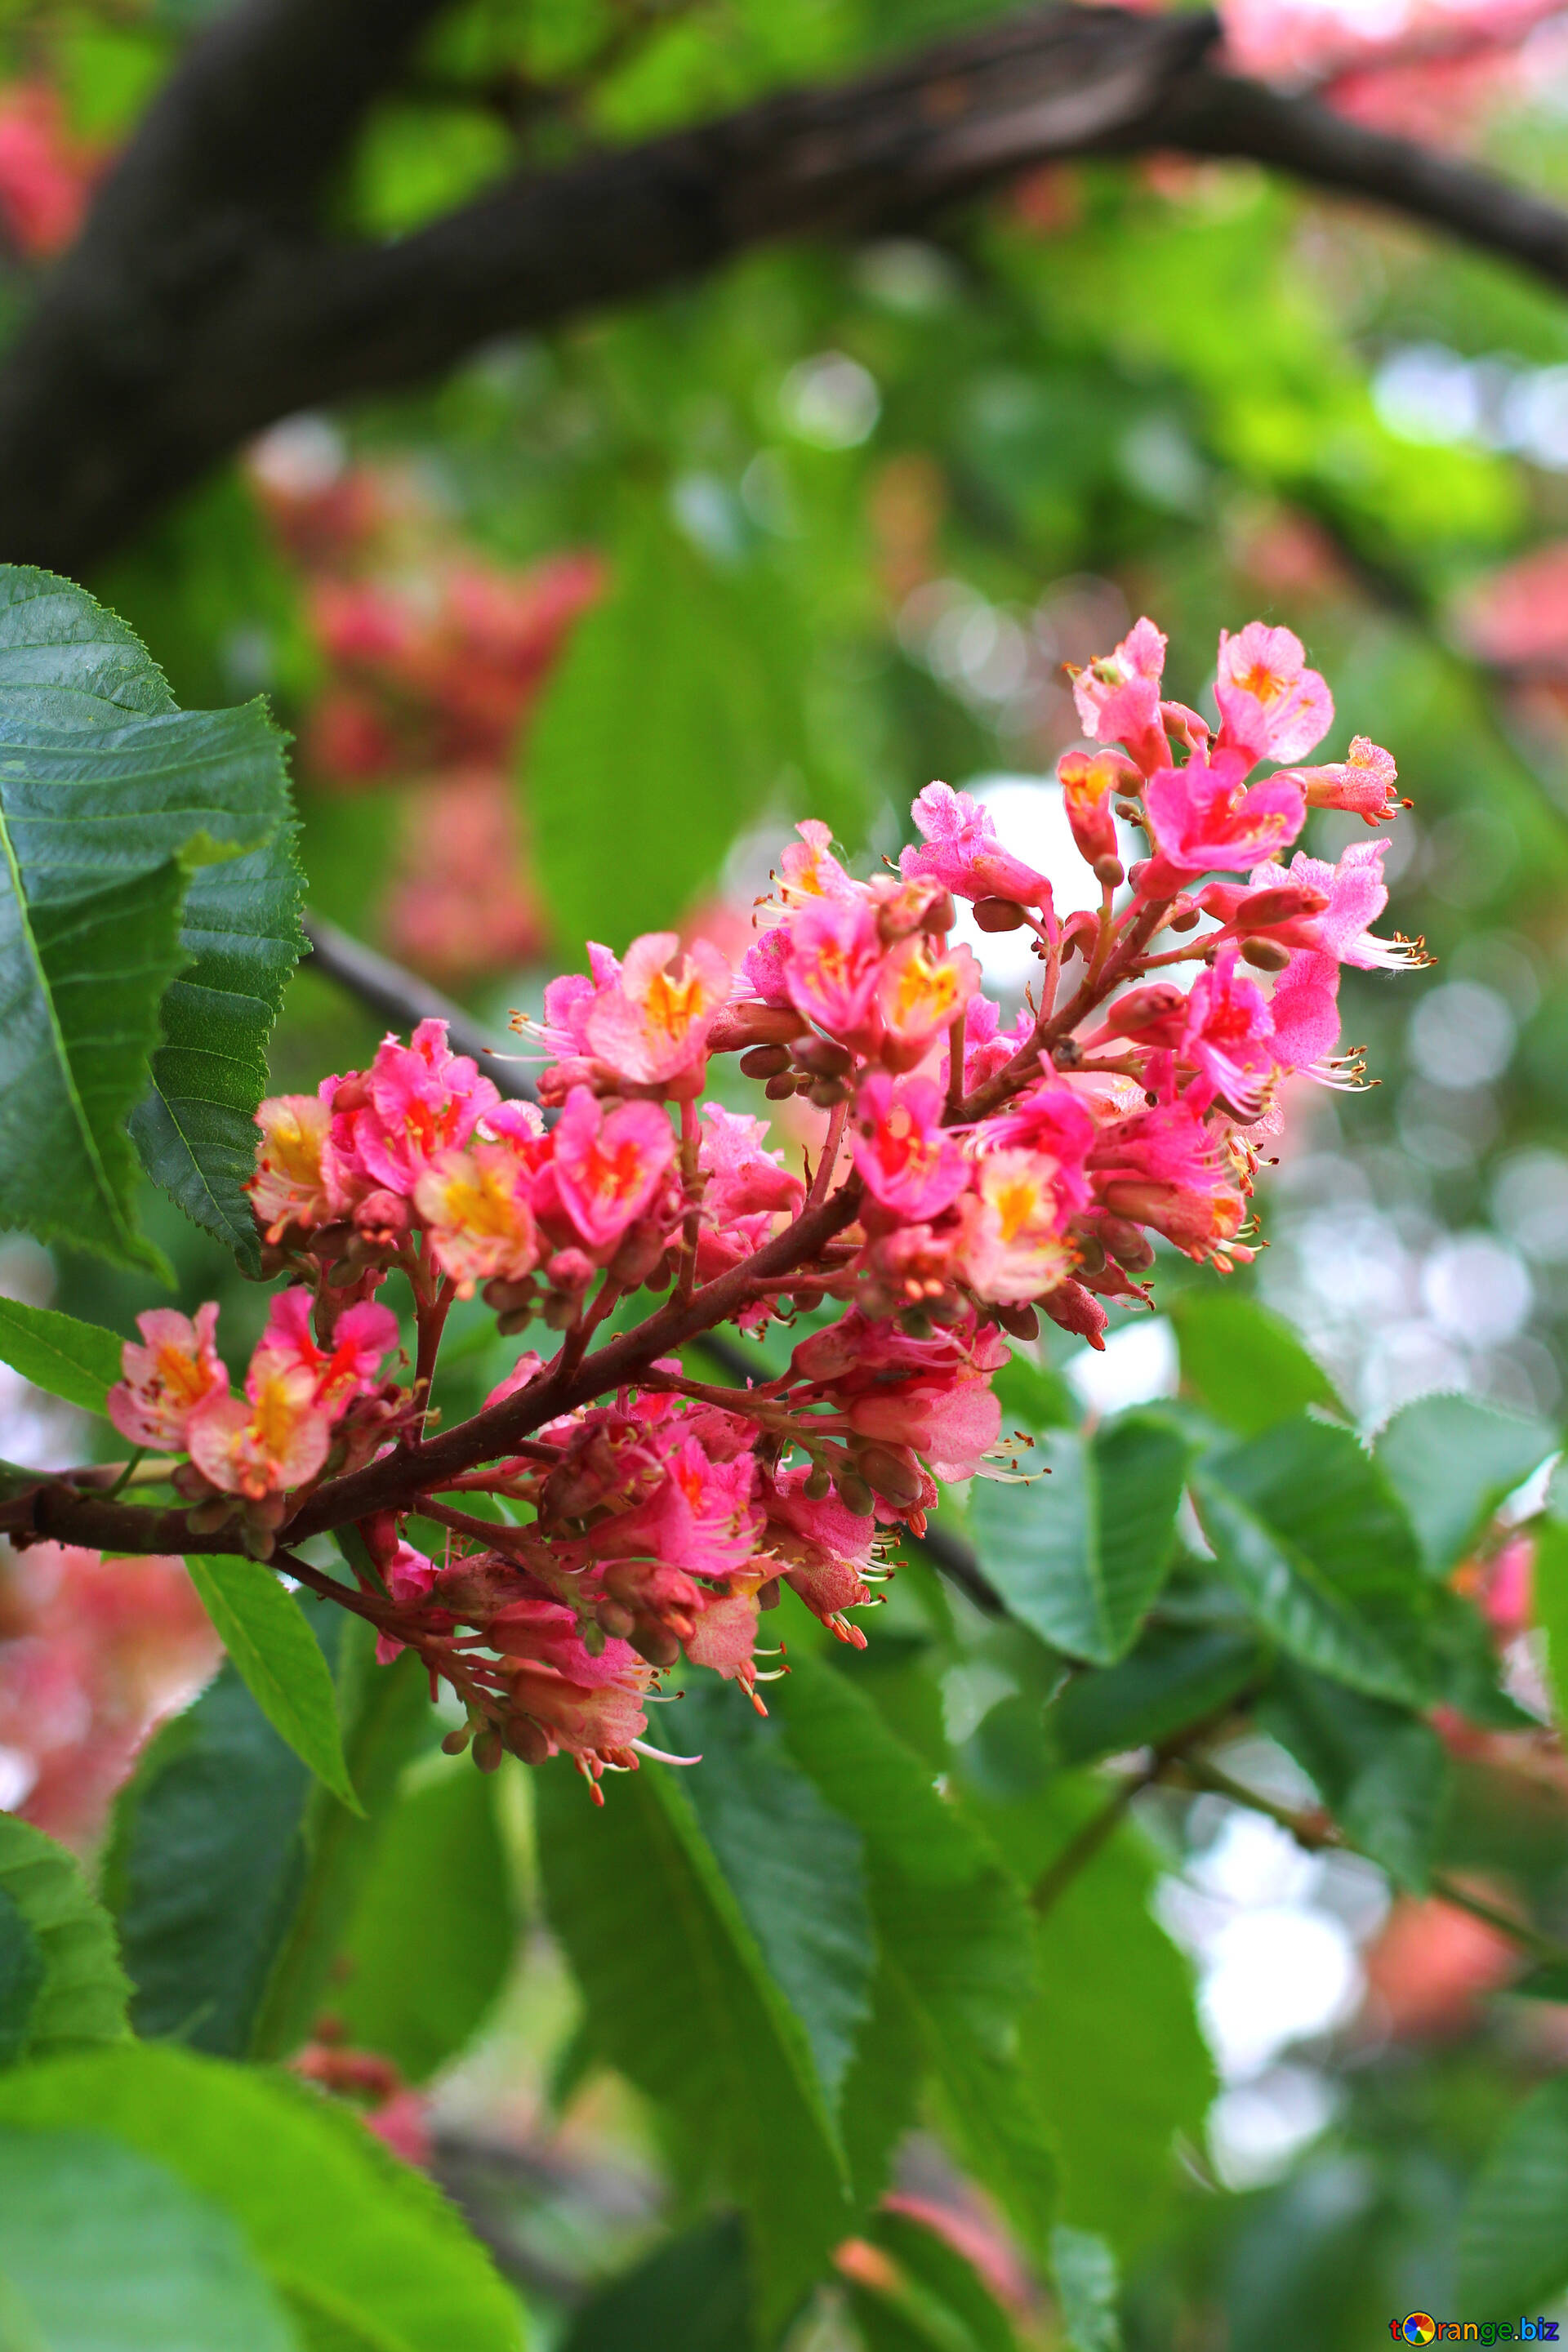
left=8, top=2, right=1568, bottom=572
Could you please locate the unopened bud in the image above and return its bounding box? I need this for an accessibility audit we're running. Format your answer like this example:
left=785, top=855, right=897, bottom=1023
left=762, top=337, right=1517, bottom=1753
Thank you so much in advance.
left=1241, top=938, right=1291, bottom=972
left=919, top=890, right=957, bottom=934
left=1093, top=853, right=1125, bottom=888
left=833, top=1468, right=875, bottom=1518
left=855, top=1443, right=926, bottom=1508
left=483, top=1276, right=537, bottom=1314
left=795, top=1036, right=853, bottom=1080
left=1074, top=1235, right=1107, bottom=1275
left=1099, top=1214, right=1156, bottom=1271
left=765, top=1072, right=799, bottom=1101
left=973, top=897, right=1027, bottom=933
left=474, top=1728, right=505, bottom=1774
left=1106, top=982, right=1186, bottom=1044
left=630, top=1620, right=681, bottom=1669
left=757, top=1577, right=782, bottom=1611
left=1232, top=883, right=1328, bottom=933
left=497, top=1307, right=535, bottom=1336
left=501, top=1716, right=550, bottom=1767
left=994, top=1301, right=1040, bottom=1341
left=596, top=1597, right=636, bottom=1640
left=740, top=1044, right=791, bottom=1080
left=1167, top=900, right=1200, bottom=932
left=803, top=1462, right=832, bottom=1501
left=441, top=1725, right=473, bottom=1755
left=610, top=1217, right=669, bottom=1288
left=808, top=1077, right=849, bottom=1109
left=330, top=1076, right=372, bottom=1116
left=1042, top=1277, right=1110, bottom=1350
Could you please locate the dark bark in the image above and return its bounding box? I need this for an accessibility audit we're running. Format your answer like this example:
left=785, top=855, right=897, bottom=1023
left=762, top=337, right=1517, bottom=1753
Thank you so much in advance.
left=3, top=1, right=1568, bottom=573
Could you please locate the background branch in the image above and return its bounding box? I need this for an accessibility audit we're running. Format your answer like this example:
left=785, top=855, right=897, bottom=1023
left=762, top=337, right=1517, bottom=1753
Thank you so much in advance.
left=7, top=2, right=1568, bottom=571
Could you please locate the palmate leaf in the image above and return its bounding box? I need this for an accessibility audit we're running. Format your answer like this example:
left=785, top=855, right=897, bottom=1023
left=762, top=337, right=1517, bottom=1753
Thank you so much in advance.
left=184, top=1557, right=360, bottom=1809
left=0, top=567, right=299, bottom=1272
left=0, top=1816, right=129, bottom=2065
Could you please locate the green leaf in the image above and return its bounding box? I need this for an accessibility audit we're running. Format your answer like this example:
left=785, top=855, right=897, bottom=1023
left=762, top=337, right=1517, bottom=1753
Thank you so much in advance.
left=1459, top=2074, right=1568, bottom=2310
left=972, top=1778, right=1214, bottom=2249
left=536, top=1749, right=852, bottom=2336
left=1044, top=1624, right=1261, bottom=1767
left=560, top=2216, right=751, bottom=2352
left=0, top=2045, right=523, bottom=2352
left=102, top=1656, right=314, bottom=2055
left=670, top=1682, right=875, bottom=2121
left=773, top=1652, right=1058, bottom=2259
left=333, top=1758, right=516, bottom=2084
left=129, top=826, right=304, bottom=1274
left=185, top=1556, right=360, bottom=1810
left=991, top=1352, right=1076, bottom=1435
left=1193, top=1415, right=1430, bottom=1704
left=1259, top=1661, right=1450, bottom=1891
left=0, top=565, right=296, bottom=1270
left=1374, top=1393, right=1555, bottom=1579
left=1051, top=2227, right=1121, bottom=2352
left=528, top=498, right=845, bottom=952
left=1532, top=1514, right=1568, bottom=1731
left=0, top=1887, right=45, bottom=2068
left=247, top=1625, right=434, bottom=2061
left=1169, top=1289, right=1340, bottom=1437
left=0, top=2125, right=298, bottom=2352
left=861, top=2207, right=1019, bottom=2352
left=0, top=1816, right=128, bottom=2064
left=0, top=1295, right=122, bottom=1414
left=969, top=1413, right=1191, bottom=1666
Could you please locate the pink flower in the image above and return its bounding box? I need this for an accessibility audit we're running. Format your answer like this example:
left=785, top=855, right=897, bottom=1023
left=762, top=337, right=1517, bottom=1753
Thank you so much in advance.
left=740, top=927, right=796, bottom=1009
left=1182, top=947, right=1278, bottom=1117
left=1141, top=749, right=1306, bottom=898
left=683, top=1584, right=766, bottom=1697
left=1058, top=749, right=1137, bottom=869
left=1090, top=1100, right=1225, bottom=1193
left=339, top=1020, right=501, bottom=1199
left=187, top=1362, right=332, bottom=1500
left=510, top=1660, right=652, bottom=1764
left=848, top=1374, right=1002, bottom=1483
left=582, top=931, right=731, bottom=1094
left=550, top=1086, right=675, bottom=1253
left=1249, top=841, right=1421, bottom=970
left=1214, top=621, right=1334, bottom=765
left=108, top=1305, right=227, bottom=1450
left=698, top=1106, right=804, bottom=1222
left=852, top=1074, right=969, bottom=1221
left=249, top=1089, right=336, bottom=1242
left=899, top=783, right=1052, bottom=907
left=785, top=896, right=887, bottom=1050
left=1278, top=736, right=1402, bottom=826
left=414, top=1140, right=541, bottom=1298
left=1266, top=950, right=1345, bottom=1076
left=955, top=1153, right=1077, bottom=1305
left=972, top=1079, right=1095, bottom=1223
left=251, top=1290, right=399, bottom=1416
left=875, top=936, right=982, bottom=1074
left=776, top=818, right=860, bottom=906
left=1071, top=617, right=1169, bottom=772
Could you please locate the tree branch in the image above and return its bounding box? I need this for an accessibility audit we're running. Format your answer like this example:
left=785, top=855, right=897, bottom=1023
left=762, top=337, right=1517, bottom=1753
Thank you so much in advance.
left=7, top=2, right=1568, bottom=572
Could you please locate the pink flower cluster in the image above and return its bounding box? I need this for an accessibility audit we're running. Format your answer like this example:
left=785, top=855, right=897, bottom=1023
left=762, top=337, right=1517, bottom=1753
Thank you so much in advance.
left=112, top=612, right=1419, bottom=1797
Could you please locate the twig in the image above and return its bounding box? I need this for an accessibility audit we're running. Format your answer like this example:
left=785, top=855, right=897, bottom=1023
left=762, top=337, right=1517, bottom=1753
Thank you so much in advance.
left=301, top=914, right=538, bottom=1105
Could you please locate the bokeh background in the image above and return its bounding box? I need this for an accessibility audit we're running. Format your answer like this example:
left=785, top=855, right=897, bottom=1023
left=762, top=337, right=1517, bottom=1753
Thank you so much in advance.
left=6, top=1, right=1568, bottom=2345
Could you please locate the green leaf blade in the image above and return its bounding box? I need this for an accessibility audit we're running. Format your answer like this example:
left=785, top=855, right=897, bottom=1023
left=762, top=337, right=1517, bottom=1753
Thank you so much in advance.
left=0, top=1294, right=122, bottom=1414
left=0, top=1815, right=129, bottom=2065
left=185, top=1557, right=360, bottom=1811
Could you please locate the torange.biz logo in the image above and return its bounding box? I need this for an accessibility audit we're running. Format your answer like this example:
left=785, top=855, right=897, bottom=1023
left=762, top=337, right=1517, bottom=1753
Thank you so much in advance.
left=1392, top=2320, right=1561, bottom=2344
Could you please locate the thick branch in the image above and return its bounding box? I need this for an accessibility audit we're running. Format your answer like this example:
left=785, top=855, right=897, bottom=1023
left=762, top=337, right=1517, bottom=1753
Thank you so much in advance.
left=7, top=2, right=1568, bottom=571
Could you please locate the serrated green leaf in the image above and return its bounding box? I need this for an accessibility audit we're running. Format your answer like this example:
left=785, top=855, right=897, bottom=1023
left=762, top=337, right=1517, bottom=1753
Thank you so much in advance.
left=536, top=1750, right=852, bottom=2336
left=129, top=828, right=304, bottom=1273
left=1259, top=1661, right=1450, bottom=1891
left=0, top=1816, right=128, bottom=2064
left=969, top=1413, right=1191, bottom=1666
left=0, top=2045, right=523, bottom=2352
left=1169, top=1289, right=1341, bottom=1437
left=670, top=1682, right=875, bottom=2122
left=1044, top=1624, right=1261, bottom=1767
left=773, top=1652, right=1058, bottom=2258
left=0, top=1886, right=44, bottom=2069
left=1375, top=1393, right=1555, bottom=1579
left=0, top=565, right=296, bottom=1271
left=560, top=2216, right=751, bottom=2352
left=0, top=1294, right=122, bottom=1414
left=1459, top=2074, right=1568, bottom=2309
left=970, top=1778, right=1213, bottom=2249
left=185, top=1556, right=360, bottom=1810
left=0, top=2125, right=298, bottom=2351
left=1193, top=1416, right=1430, bottom=1705
left=333, top=1759, right=516, bottom=2084
left=102, top=1657, right=314, bottom=2056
